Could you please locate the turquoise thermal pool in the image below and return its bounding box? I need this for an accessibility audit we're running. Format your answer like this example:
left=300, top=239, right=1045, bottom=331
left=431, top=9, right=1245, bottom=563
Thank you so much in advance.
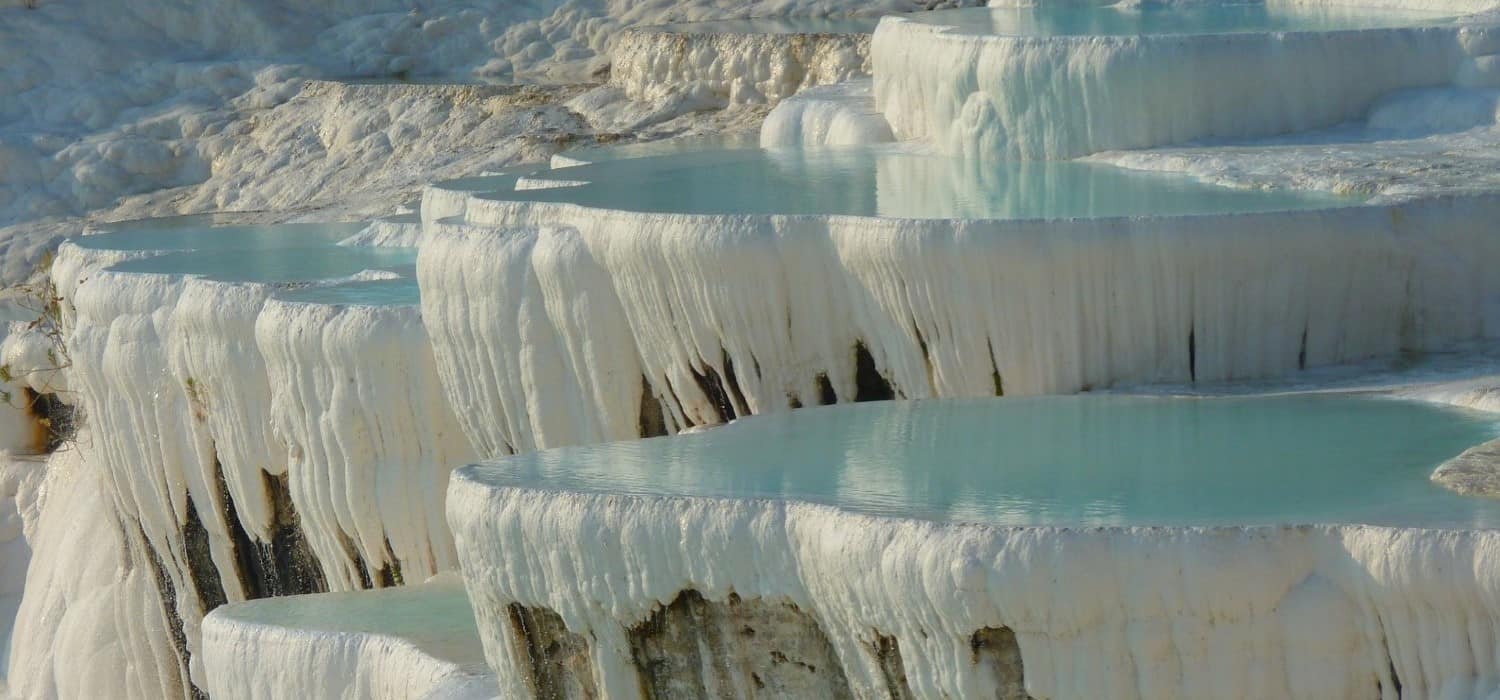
left=553, top=133, right=759, bottom=166
left=498, top=145, right=1354, bottom=218
left=106, top=246, right=416, bottom=284
left=466, top=395, right=1500, bottom=529
left=209, top=579, right=484, bottom=665
left=77, top=219, right=419, bottom=286
left=75, top=221, right=367, bottom=253
left=430, top=163, right=546, bottom=195
left=273, top=277, right=420, bottom=306
left=906, top=4, right=1460, bottom=37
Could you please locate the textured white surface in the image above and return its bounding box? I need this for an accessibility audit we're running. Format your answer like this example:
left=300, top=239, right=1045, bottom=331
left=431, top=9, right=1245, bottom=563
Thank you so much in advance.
left=0, top=0, right=960, bottom=232
left=430, top=193, right=1500, bottom=455
left=610, top=25, right=871, bottom=105
left=1087, top=85, right=1500, bottom=200
left=64, top=265, right=225, bottom=692
left=201, top=575, right=496, bottom=700
left=0, top=455, right=43, bottom=693
left=449, top=472, right=1500, bottom=700
left=5, top=444, right=180, bottom=700
left=19, top=241, right=476, bottom=695
left=418, top=224, right=649, bottom=456
left=873, top=8, right=1475, bottom=159
left=256, top=299, right=475, bottom=589
left=12, top=2, right=1500, bottom=697
left=760, top=79, right=895, bottom=148
left=339, top=215, right=424, bottom=248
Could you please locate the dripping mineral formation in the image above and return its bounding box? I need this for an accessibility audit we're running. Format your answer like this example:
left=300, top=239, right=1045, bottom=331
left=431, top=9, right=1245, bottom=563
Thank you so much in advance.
left=7, top=1, right=1500, bottom=699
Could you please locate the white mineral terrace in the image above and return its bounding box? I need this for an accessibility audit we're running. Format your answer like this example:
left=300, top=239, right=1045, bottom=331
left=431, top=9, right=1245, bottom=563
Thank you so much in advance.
left=609, top=15, right=884, bottom=105
left=874, top=3, right=1496, bottom=160
left=12, top=0, right=1500, bottom=698
left=445, top=395, right=1500, bottom=700
left=201, top=575, right=496, bottom=700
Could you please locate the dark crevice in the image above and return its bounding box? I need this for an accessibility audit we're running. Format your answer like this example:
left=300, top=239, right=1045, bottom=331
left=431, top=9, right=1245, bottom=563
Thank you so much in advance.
left=1375, top=616, right=1403, bottom=698
left=637, top=375, right=668, bottom=438
left=971, top=627, right=1031, bottom=699
left=629, top=589, right=852, bottom=699
left=220, top=460, right=262, bottom=599
left=987, top=339, right=1004, bottom=397
left=181, top=495, right=228, bottom=615
left=136, top=525, right=206, bottom=700
left=1298, top=326, right=1309, bottom=371
left=853, top=342, right=895, bottom=402
left=22, top=388, right=73, bottom=453
left=870, top=633, right=914, bottom=700
left=914, top=327, right=933, bottom=377
left=814, top=373, right=838, bottom=406
left=720, top=351, right=750, bottom=418
left=229, top=472, right=327, bottom=599
left=1187, top=327, right=1197, bottom=383
left=374, top=544, right=403, bottom=588
left=343, top=532, right=376, bottom=590
left=508, top=603, right=597, bottom=700
left=688, top=360, right=737, bottom=425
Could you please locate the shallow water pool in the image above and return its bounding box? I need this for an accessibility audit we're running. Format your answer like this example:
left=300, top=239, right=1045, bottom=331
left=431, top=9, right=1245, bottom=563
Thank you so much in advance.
left=75, top=221, right=367, bottom=253
left=499, top=145, right=1354, bottom=219
left=107, top=246, right=416, bottom=285
left=210, top=578, right=484, bottom=666
left=470, top=395, right=1500, bottom=529
left=273, top=277, right=419, bottom=306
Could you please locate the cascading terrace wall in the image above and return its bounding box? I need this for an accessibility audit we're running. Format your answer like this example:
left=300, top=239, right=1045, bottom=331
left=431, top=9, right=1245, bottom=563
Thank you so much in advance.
left=21, top=189, right=1500, bottom=698
left=424, top=192, right=1500, bottom=456
left=10, top=190, right=1500, bottom=698
left=873, top=11, right=1496, bottom=160
left=448, top=476, right=1500, bottom=700
left=7, top=242, right=470, bottom=696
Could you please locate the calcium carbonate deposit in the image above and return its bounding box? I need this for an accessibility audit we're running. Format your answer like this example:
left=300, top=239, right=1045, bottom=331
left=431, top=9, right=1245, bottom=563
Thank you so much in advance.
left=11, top=0, right=1500, bottom=699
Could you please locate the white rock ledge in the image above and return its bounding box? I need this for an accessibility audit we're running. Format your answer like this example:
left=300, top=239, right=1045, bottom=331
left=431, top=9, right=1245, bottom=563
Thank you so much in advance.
left=201, top=575, right=497, bottom=700
left=761, top=79, right=895, bottom=148
left=610, top=23, right=873, bottom=105
left=433, top=191, right=1500, bottom=456
left=1434, top=437, right=1500, bottom=497
left=448, top=471, right=1500, bottom=700
left=874, top=8, right=1487, bottom=159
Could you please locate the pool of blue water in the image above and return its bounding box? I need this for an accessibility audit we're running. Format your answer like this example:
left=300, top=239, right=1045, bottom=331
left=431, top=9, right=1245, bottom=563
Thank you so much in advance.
left=107, top=247, right=416, bottom=284
left=468, top=395, right=1500, bottom=529
left=273, top=277, right=419, bottom=306
left=496, top=145, right=1354, bottom=219
left=75, top=221, right=367, bottom=253
left=211, top=578, right=484, bottom=665
left=908, top=4, right=1459, bottom=37
left=554, top=133, right=759, bottom=167
left=430, top=163, right=545, bottom=195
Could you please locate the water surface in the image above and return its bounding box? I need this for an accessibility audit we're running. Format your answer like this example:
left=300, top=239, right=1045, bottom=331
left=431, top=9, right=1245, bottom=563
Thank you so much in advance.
left=470, top=395, right=1500, bottom=529
left=499, top=145, right=1355, bottom=219
left=75, top=221, right=366, bottom=253
left=273, top=277, right=419, bottom=306
left=107, top=246, right=416, bottom=284
left=212, top=579, right=484, bottom=667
